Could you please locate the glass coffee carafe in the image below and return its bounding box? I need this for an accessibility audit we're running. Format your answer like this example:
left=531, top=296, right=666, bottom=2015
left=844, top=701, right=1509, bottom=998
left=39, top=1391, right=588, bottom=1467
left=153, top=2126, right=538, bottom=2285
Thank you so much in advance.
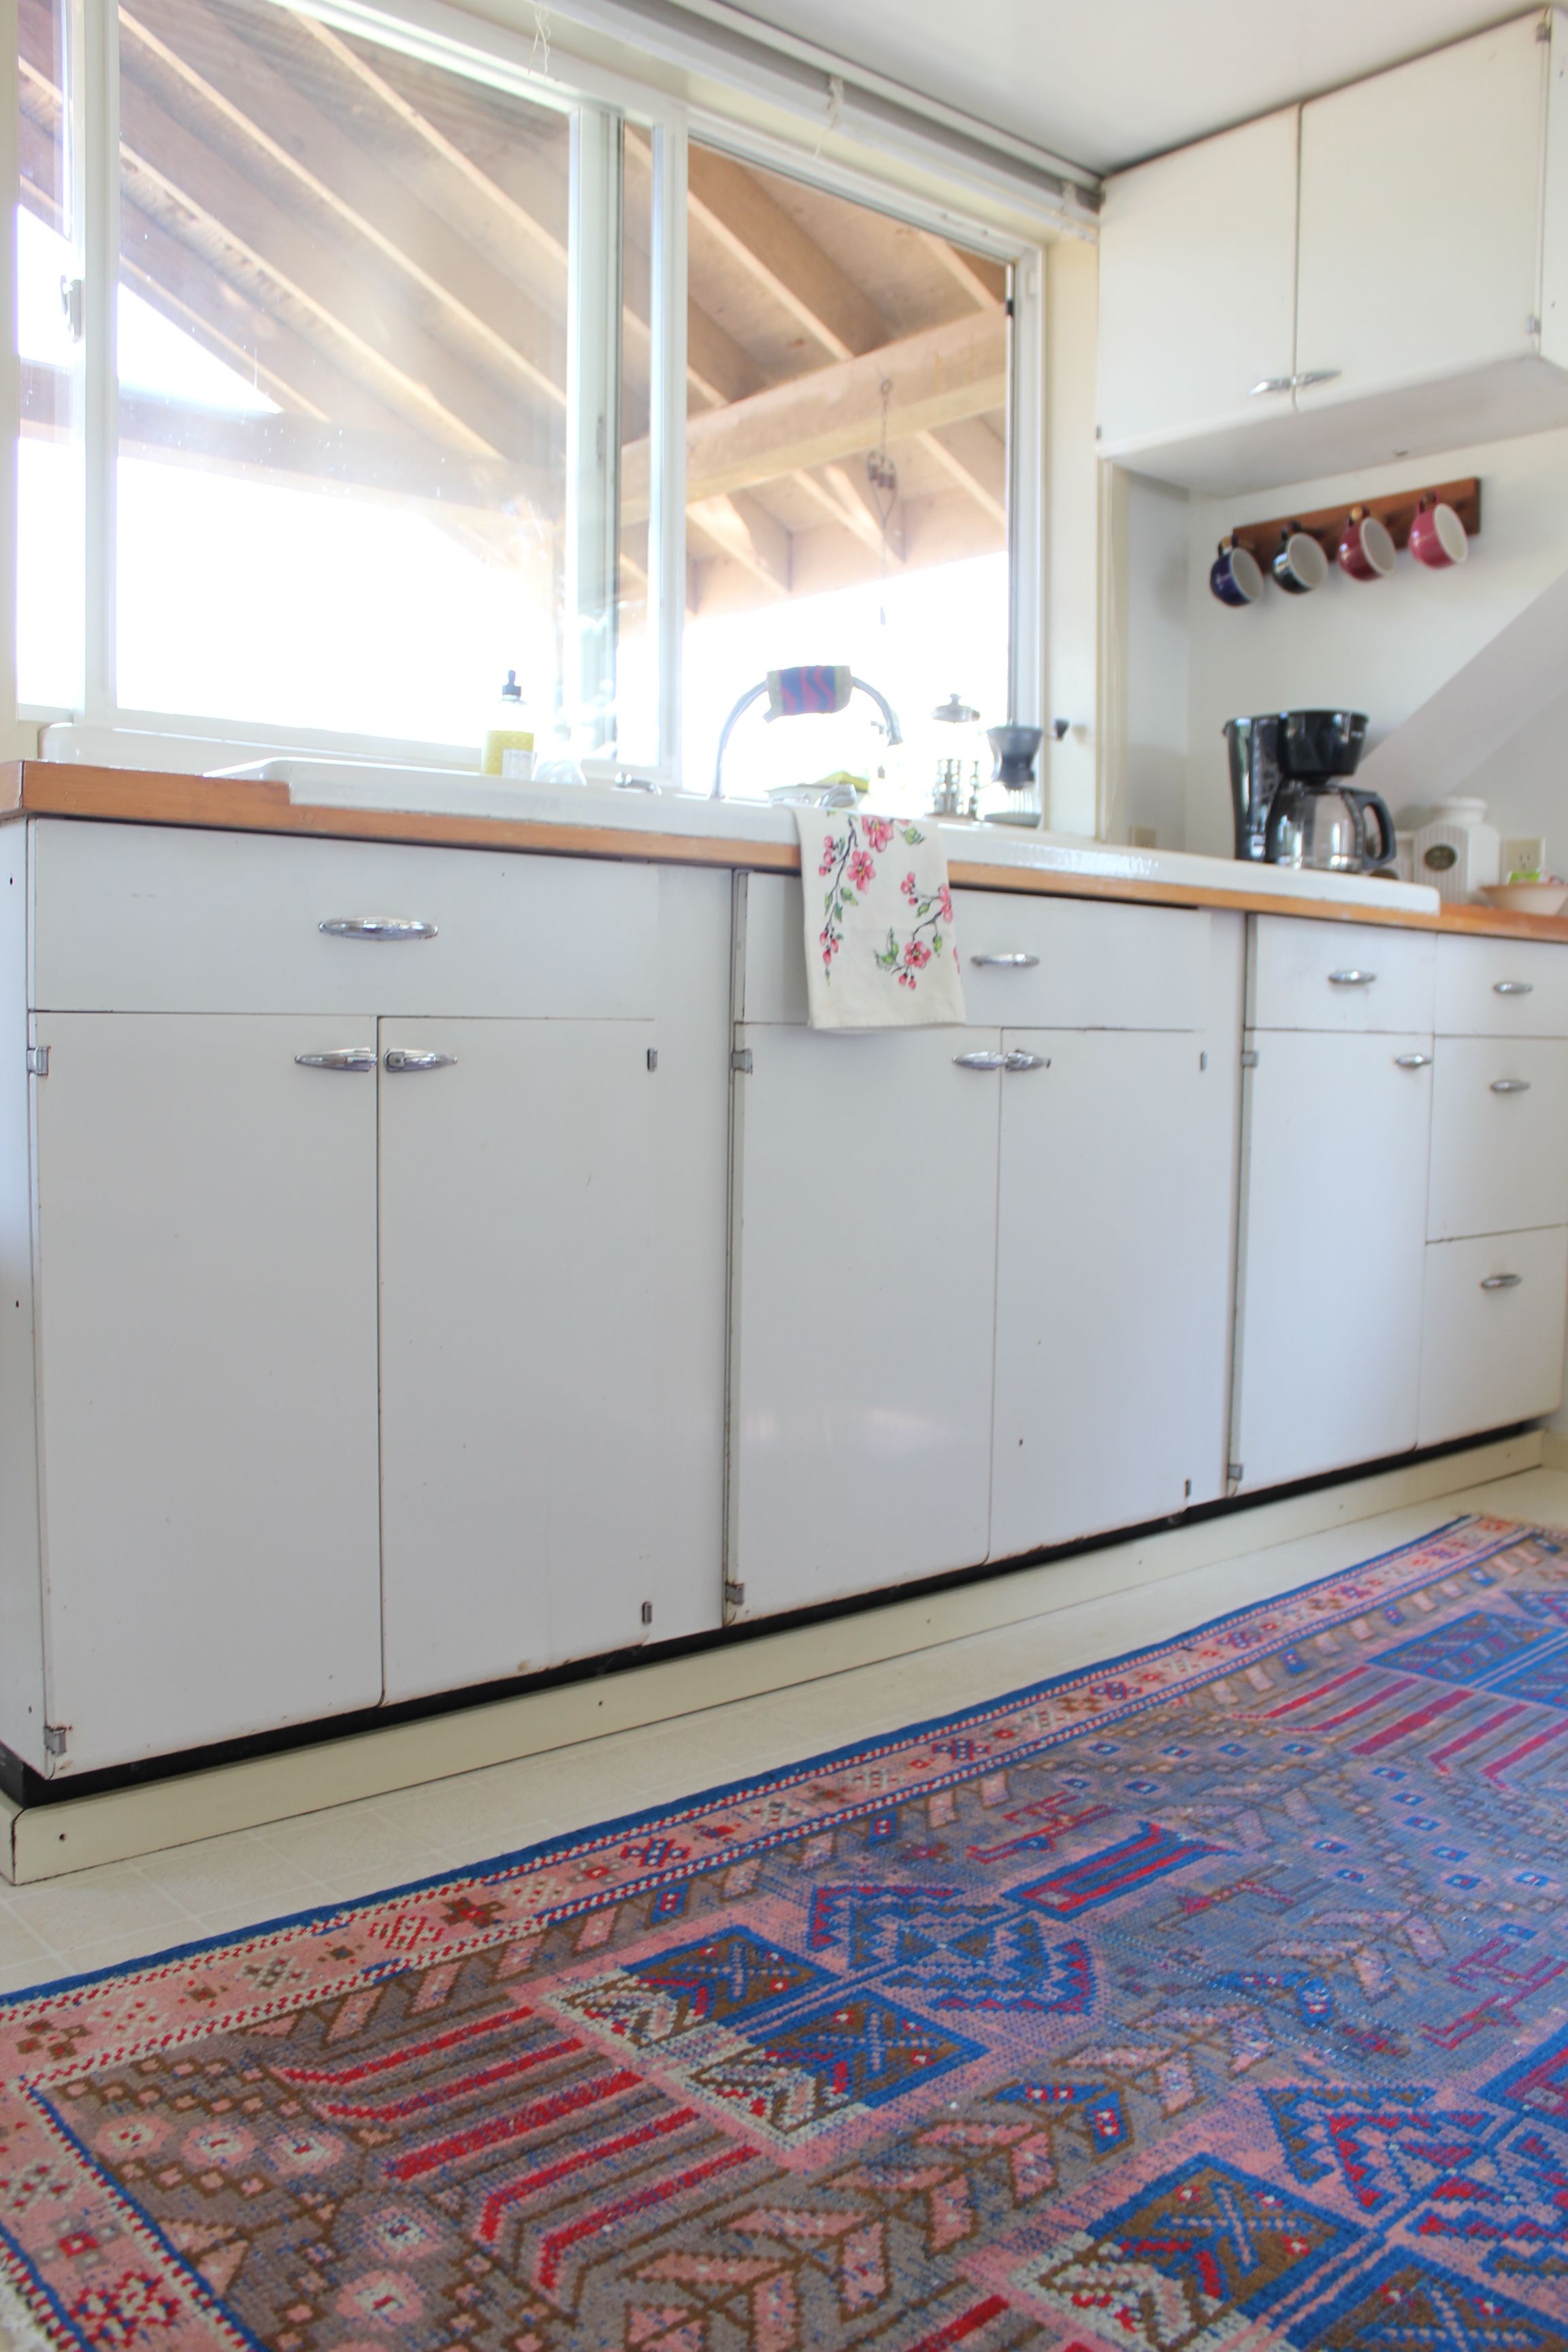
left=1264, top=779, right=1396, bottom=874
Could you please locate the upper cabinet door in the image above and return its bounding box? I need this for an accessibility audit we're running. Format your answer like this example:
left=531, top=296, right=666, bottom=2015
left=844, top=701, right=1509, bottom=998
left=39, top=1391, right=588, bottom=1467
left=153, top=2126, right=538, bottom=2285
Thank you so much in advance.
left=1296, top=16, right=1548, bottom=410
left=1097, top=108, right=1299, bottom=453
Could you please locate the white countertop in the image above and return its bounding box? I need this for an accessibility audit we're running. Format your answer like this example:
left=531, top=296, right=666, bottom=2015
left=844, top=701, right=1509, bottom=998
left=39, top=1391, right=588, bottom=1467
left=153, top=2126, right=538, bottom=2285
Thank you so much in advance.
left=224, top=756, right=1441, bottom=917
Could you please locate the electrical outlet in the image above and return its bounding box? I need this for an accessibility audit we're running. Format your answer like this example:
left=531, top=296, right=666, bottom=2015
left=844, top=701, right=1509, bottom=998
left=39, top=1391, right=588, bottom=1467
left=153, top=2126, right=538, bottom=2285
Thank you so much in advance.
left=1505, top=835, right=1548, bottom=877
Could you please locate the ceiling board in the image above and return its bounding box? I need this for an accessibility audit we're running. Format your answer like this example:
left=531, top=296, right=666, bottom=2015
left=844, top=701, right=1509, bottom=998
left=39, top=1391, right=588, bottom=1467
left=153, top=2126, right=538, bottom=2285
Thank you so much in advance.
left=715, top=0, right=1529, bottom=174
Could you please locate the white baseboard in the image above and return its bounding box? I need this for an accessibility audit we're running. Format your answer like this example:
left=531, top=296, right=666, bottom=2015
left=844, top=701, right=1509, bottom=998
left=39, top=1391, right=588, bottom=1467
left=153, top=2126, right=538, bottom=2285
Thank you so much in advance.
left=3, top=1428, right=1545, bottom=1885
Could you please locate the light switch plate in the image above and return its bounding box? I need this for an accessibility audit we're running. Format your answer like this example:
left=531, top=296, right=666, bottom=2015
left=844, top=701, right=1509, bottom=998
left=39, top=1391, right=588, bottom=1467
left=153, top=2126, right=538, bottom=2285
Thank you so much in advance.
left=1504, top=834, right=1548, bottom=877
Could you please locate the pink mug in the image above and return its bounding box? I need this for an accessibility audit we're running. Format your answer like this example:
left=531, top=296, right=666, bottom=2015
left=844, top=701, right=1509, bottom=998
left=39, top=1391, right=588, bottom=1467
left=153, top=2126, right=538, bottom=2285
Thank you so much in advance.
left=1409, top=497, right=1468, bottom=569
left=1337, top=506, right=1396, bottom=581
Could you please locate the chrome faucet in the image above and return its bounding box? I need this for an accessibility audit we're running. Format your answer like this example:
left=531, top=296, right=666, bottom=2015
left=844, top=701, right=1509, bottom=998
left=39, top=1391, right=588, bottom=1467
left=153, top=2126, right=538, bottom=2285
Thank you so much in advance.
left=710, top=674, right=904, bottom=800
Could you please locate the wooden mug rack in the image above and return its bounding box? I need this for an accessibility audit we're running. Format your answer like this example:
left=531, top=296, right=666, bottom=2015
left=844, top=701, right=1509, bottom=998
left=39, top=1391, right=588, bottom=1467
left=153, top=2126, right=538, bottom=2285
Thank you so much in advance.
left=1228, top=476, right=1482, bottom=565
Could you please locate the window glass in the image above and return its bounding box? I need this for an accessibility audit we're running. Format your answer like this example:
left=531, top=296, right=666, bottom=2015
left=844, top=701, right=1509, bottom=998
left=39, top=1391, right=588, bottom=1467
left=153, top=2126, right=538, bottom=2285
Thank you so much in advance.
left=683, top=140, right=1009, bottom=808
left=16, top=0, right=82, bottom=709
left=114, top=0, right=575, bottom=751
left=615, top=122, right=655, bottom=770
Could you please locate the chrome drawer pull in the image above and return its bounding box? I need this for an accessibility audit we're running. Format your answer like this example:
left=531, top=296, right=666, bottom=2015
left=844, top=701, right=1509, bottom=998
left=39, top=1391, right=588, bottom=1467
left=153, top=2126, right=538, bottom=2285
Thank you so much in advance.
left=1494, top=980, right=1533, bottom=995
left=1248, top=376, right=1294, bottom=396
left=1328, top=968, right=1375, bottom=986
left=320, top=917, right=438, bottom=941
left=1482, top=1273, right=1523, bottom=1290
left=1394, top=1053, right=1431, bottom=1068
left=295, top=1047, right=375, bottom=1073
left=385, top=1049, right=457, bottom=1073
left=970, top=951, right=1041, bottom=968
left=1004, top=1051, right=1049, bottom=1072
left=1490, top=1078, right=1531, bottom=1093
left=953, top=1051, right=1007, bottom=1071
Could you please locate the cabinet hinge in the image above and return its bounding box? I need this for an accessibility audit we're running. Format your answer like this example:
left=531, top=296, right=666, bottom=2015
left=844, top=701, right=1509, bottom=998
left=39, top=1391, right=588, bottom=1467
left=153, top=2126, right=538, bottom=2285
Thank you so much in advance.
left=730, top=1049, right=753, bottom=1074
left=1240, top=1049, right=1258, bottom=1068
left=646, top=1047, right=658, bottom=1072
left=724, top=1580, right=746, bottom=1607
left=26, top=1046, right=48, bottom=1077
left=640, top=1601, right=653, bottom=1626
left=1227, top=1462, right=1244, bottom=1483
left=42, top=1724, right=67, bottom=1757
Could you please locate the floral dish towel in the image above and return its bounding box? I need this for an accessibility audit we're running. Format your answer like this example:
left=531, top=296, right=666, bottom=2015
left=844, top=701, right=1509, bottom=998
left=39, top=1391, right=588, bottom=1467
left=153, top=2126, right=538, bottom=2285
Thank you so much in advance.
left=796, top=808, right=968, bottom=1028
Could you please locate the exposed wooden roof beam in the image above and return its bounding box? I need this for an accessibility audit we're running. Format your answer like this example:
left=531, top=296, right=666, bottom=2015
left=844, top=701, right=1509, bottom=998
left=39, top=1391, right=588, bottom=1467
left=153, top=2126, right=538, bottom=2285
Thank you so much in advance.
left=687, top=144, right=885, bottom=363
left=917, top=229, right=1007, bottom=312
left=623, top=310, right=1007, bottom=523
left=687, top=491, right=790, bottom=595
left=116, top=72, right=505, bottom=455
left=121, top=0, right=564, bottom=410
left=916, top=426, right=1006, bottom=527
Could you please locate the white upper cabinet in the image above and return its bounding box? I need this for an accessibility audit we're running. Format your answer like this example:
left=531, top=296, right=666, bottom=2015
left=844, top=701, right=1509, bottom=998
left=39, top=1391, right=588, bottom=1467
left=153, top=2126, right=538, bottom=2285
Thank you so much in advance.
left=1099, top=10, right=1568, bottom=492
left=1095, top=109, right=1301, bottom=457
left=1294, top=18, right=1550, bottom=412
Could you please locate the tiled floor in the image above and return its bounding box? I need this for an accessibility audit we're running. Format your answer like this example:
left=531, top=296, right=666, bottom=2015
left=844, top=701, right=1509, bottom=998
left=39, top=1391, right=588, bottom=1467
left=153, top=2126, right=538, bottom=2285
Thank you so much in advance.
left=1, top=1463, right=1562, bottom=1999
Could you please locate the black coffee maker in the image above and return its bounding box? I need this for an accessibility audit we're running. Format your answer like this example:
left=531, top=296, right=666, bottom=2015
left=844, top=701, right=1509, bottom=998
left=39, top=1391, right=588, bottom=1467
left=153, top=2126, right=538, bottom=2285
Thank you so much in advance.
left=1224, top=710, right=1393, bottom=872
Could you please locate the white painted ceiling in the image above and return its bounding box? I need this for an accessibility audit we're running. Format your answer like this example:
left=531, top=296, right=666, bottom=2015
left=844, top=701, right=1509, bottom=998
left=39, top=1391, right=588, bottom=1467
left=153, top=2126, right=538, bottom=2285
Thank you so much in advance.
left=725, top=0, right=1528, bottom=174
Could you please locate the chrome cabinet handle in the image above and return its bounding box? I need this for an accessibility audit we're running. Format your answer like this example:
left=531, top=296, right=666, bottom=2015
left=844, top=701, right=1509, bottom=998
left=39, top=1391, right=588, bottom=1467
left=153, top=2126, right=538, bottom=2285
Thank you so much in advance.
left=1482, top=1273, right=1523, bottom=1290
left=1490, top=1078, right=1531, bottom=1093
left=319, top=917, right=438, bottom=941
left=295, top=1047, right=376, bottom=1072
left=1291, top=368, right=1342, bottom=388
left=953, top=1051, right=1007, bottom=1071
left=1328, top=968, right=1376, bottom=986
left=1394, top=1053, right=1431, bottom=1068
left=1004, top=1051, right=1049, bottom=1072
left=385, top=1049, right=458, bottom=1073
left=1248, top=376, right=1294, bottom=396
left=970, top=952, right=1041, bottom=968
left=1494, top=979, right=1534, bottom=996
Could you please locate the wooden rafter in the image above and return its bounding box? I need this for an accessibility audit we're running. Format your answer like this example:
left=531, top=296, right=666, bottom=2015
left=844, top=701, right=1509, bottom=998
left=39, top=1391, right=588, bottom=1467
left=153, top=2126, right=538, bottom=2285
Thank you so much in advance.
left=623, top=310, right=1007, bottom=523
left=121, top=0, right=565, bottom=410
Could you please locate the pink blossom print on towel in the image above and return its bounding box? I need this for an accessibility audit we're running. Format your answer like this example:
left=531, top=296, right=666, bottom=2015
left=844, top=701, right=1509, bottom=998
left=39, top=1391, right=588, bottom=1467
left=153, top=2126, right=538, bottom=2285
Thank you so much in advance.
left=795, top=808, right=967, bottom=1029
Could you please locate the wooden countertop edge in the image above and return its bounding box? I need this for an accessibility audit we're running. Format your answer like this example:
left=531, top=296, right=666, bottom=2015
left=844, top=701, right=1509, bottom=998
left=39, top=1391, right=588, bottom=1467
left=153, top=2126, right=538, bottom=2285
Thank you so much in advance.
left=5, top=762, right=1567, bottom=942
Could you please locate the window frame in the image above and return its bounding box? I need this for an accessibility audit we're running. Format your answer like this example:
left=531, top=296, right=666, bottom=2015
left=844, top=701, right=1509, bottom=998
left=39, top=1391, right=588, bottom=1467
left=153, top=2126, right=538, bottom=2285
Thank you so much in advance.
left=10, top=0, right=1051, bottom=783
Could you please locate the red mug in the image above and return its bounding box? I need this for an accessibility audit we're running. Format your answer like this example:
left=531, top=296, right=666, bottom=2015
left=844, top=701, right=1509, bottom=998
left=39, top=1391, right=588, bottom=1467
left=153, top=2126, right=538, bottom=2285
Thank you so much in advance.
left=1337, top=506, right=1396, bottom=581
left=1409, top=497, right=1468, bottom=569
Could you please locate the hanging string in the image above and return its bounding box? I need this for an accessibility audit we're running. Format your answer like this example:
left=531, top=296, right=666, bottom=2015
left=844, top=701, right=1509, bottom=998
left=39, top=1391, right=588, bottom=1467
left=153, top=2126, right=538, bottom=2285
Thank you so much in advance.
left=866, top=376, right=897, bottom=625
left=530, top=4, right=552, bottom=76
left=812, top=75, right=843, bottom=159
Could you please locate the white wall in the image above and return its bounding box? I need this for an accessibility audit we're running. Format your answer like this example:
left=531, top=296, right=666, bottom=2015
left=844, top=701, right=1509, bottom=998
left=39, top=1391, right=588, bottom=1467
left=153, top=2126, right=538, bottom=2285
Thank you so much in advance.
left=1124, top=474, right=1189, bottom=845
left=1182, top=424, right=1568, bottom=855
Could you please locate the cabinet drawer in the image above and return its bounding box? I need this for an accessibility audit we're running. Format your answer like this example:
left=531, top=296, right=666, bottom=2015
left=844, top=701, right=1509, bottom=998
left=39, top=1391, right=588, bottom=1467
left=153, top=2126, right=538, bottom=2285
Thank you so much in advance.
left=1435, top=936, right=1568, bottom=1036
left=30, top=820, right=658, bottom=1017
left=1248, top=915, right=1435, bottom=1032
left=1428, top=1037, right=1568, bottom=1239
left=956, top=892, right=1209, bottom=1029
left=1417, top=1226, right=1568, bottom=1448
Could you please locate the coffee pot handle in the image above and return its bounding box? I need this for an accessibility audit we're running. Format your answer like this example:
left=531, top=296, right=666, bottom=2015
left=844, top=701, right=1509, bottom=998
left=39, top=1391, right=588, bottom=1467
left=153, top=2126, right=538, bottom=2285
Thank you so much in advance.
left=1349, top=789, right=1396, bottom=872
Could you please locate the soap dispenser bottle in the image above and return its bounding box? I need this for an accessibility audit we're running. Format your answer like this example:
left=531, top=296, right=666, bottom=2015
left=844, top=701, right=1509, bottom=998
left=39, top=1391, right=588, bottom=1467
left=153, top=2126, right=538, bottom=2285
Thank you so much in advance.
left=482, top=671, right=534, bottom=777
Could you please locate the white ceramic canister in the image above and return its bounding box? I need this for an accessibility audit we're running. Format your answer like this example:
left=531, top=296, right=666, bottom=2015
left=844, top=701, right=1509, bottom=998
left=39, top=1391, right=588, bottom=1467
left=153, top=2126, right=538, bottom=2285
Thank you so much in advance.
left=1411, top=795, right=1501, bottom=903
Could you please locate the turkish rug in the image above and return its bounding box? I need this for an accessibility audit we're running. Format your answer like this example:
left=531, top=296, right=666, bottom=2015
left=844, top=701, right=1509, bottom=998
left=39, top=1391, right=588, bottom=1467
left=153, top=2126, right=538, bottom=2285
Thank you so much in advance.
left=9, top=1516, right=1568, bottom=2352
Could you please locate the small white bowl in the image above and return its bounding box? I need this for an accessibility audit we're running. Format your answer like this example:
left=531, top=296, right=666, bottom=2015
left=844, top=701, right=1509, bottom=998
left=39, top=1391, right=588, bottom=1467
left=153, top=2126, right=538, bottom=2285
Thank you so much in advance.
left=1479, top=881, right=1568, bottom=915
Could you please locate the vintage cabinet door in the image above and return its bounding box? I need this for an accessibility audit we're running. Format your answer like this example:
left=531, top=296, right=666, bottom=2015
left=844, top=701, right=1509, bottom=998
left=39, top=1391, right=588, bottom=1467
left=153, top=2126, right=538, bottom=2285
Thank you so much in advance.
left=990, top=1030, right=1231, bottom=1558
left=1097, top=107, right=1300, bottom=453
left=378, top=1018, right=659, bottom=1702
left=32, top=1013, right=382, bottom=1772
left=1232, top=1031, right=1433, bottom=1492
left=1295, top=16, right=1548, bottom=411
left=726, top=1024, right=1002, bottom=1619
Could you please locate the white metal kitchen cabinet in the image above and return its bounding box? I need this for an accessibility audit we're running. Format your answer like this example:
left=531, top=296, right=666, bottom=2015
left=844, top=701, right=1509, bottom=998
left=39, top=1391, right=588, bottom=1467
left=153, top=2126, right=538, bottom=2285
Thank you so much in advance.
left=379, top=865, right=730, bottom=1703
left=29, top=1013, right=383, bottom=1773
left=1098, top=10, right=1568, bottom=491
left=1094, top=108, right=1301, bottom=461
left=1294, top=17, right=1563, bottom=431
left=990, top=1027, right=1236, bottom=1556
left=1232, top=1030, right=1433, bottom=1492
left=378, top=1019, right=657, bottom=1700
left=1419, top=1226, right=1568, bottom=1446
left=1426, top=1037, right=1568, bottom=1241
left=725, top=1019, right=1002, bottom=1622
